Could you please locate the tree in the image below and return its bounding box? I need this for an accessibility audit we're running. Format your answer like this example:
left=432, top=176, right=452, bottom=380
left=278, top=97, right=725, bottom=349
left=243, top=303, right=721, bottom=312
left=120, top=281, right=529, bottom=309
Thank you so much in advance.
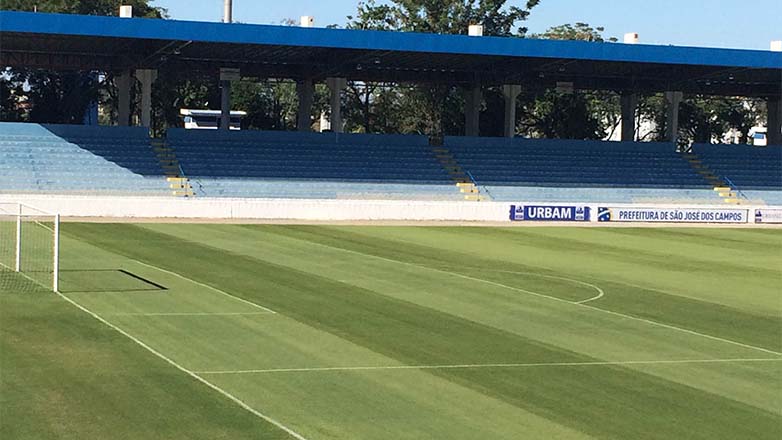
left=519, top=23, right=618, bottom=140
left=0, top=0, right=165, bottom=18
left=531, top=22, right=617, bottom=42
left=346, top=0, right=541, bottom=136
left=0, top=1, right=166, bottom=124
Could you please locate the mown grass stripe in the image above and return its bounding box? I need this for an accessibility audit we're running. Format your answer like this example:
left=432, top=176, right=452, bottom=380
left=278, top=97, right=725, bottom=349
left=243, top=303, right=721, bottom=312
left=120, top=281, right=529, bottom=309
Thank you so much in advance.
left=256, top=225, right=782, bottom=353
left=64, top=224, right=782, bottom=440
left=196, top=357, right=782, bottom=374
left=57, top=291, right=309, bottom=440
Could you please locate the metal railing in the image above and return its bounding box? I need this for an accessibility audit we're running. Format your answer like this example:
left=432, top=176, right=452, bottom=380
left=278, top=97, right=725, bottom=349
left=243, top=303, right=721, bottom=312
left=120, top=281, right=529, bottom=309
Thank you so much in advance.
left=466, top=170, right=493, bottom=201
left=723, top=176, right=749, bottom=201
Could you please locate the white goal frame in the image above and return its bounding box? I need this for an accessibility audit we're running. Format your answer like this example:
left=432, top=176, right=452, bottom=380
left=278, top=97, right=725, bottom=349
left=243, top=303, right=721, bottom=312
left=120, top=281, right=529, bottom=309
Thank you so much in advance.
left=1, top=203, right=60, bottom=292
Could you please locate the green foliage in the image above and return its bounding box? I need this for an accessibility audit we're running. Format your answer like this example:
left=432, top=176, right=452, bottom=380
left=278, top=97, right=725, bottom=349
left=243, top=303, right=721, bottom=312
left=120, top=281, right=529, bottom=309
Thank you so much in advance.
left=346, top=0, right=540, bottom=136
left=0, top=0, right=166, bottom=17
left=520, top=89, right=607, bottom=140
left=150, top=70, right=217, bottom=135
left=530, top=22, right=617, bottom=42
left=678, top=96, right=763, bottom=144
left=519, top=23, right=618, bottom=139
left=349, top=0, right=540, bottom=36
left=0, top=1, right=165, bottom=124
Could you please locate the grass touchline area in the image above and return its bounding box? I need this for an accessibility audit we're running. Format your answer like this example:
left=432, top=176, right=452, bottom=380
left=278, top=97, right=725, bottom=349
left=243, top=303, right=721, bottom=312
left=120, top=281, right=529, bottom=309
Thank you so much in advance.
left=3, top=224, right=780, bottom=439
left=54, top=289, right=312, bottom=440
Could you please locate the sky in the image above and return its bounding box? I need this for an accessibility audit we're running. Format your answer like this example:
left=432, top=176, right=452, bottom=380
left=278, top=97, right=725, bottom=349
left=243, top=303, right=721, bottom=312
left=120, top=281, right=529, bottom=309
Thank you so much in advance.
left=152, top=0, right=781, bottom=50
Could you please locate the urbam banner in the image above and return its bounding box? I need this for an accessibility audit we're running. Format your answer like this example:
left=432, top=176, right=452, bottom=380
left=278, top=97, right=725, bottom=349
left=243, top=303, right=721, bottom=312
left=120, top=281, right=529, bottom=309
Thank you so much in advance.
left=510, top=205, right=590, bottom=221
left=597, top=207, right=749, bottom=223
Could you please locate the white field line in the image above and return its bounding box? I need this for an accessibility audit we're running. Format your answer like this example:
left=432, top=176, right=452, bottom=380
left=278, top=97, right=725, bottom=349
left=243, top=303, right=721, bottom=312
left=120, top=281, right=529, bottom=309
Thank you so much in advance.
left=482, top=269, right=604, bottom=304
left=294, top=239, right=782, bottom=357
left=56, top=292, right=310, bottom=440
left=133, top=259, right=277, bottom=314
left=195, top=357, right=782, bottom=375
left=104, top=312, right=272, bottom=316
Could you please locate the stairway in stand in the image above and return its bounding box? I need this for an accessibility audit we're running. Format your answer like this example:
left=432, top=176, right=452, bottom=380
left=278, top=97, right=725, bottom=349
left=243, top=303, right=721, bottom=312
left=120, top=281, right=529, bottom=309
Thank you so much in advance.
left=431, top=146, right=487, bottom=201
left=680, top=151, right=740, bottom=204
left=152, top=139, right=194, bottom=197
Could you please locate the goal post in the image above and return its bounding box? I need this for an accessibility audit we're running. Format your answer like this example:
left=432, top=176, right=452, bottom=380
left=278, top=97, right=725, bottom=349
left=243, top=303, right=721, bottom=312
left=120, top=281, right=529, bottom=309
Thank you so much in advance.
left=0, top=203, right=60, bottom=292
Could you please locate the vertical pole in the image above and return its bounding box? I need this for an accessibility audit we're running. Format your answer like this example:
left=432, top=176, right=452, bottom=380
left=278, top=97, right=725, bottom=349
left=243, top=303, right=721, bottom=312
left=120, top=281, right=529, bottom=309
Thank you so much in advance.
left=137, top=69, right=157, bottom=128
left=15, top=204, right=21, bottom=272
left=53, top=214, right=60, bottom=293
left=503, top=85, right=521, bottom=138
left=223, top=0, right=232, bottom=23
left=297, top=79, right=314, bottom=132
left=117, top=71, right=132, bottom=127
left=620, top=92, right=638, bottom=142
left=464, top=83, right=481, bottom=137
left=220, top=80, right=231, bottom=131
left=767, top=96, right=781, bottom=146
left=327, top=78, right=346, bottom=133
left=665, top=91, right=683, bottom=144
left=221, top=1, right=233, bottom=131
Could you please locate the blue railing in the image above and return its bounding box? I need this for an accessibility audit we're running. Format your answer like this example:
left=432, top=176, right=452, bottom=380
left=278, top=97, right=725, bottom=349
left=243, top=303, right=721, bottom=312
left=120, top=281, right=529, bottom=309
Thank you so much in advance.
left=723, top=176, right=749, bottom=201
left=466, top=170, right=493, bottom=201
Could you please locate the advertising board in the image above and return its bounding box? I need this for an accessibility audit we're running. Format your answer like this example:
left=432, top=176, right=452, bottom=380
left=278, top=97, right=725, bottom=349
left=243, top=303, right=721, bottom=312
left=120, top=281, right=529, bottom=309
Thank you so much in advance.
left=509, top=205, right=591, bottom=221
left=597, top=207, right=748, bottom=223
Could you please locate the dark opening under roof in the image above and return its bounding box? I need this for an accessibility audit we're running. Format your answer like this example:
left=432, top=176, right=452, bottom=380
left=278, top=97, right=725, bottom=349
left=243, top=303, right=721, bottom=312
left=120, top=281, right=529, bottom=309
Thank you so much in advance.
left=1, top=11, right=780, bottom=97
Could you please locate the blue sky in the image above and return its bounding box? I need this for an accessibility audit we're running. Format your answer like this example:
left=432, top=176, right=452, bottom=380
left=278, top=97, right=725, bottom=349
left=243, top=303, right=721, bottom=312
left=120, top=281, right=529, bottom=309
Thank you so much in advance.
left=153, top=0, right=780, bottom=50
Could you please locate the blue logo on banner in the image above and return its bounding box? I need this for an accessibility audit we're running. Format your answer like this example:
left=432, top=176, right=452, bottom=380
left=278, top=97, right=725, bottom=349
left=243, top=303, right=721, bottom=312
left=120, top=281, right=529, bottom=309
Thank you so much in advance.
left=510, top=205, right=590, bottom=221
left=597, top=207, right=611, bottom=222
left=755, top=209, right=763, bottom=223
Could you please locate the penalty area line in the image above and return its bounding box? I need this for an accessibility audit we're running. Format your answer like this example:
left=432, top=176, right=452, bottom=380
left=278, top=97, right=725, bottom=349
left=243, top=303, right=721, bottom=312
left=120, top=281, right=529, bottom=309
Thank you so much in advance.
left=132, top=259, right=277, bottom=314
left=195, top=357, right=782, bottom=375
left=56, top=292, right=310, bottom=440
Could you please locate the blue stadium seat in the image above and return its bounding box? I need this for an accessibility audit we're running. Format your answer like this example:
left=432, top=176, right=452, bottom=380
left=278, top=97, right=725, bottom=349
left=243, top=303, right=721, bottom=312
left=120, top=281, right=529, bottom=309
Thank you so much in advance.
left=444, top=137, right=733, bottom=203
left=691, top=144, right=782, bottom=190
left=0, top=122, right=168, bottom=195
left=168, top=129, right=460, bottom=199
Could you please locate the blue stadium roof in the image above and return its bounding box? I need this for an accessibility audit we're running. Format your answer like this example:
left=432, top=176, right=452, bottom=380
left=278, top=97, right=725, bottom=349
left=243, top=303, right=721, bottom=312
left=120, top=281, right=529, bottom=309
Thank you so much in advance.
left=2, top=10, right=780, bottom=97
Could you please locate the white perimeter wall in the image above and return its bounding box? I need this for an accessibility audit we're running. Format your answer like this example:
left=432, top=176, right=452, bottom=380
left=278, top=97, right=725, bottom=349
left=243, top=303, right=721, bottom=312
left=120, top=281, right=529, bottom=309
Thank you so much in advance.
left=1, top=194, right=779, bottom=223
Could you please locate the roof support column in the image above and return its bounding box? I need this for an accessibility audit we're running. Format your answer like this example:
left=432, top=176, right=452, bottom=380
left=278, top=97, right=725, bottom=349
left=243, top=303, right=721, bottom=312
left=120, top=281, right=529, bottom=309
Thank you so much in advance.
left=620, top=92, right=638, bottom=142
left=665, top=91, right=683, bottom=144
left=116, top=70, right=132, bottom=127
left=767, top=96, right=781, bottom=146
left=464, top=83, right=481, bottom=137
left=136, top=69, right=157, bottom=128
left=220, top=80, right=231, bottom=131
left=503, top=85, right=521, bottom=138
left=327, top=78, right=346, bottom=133
left=296, top=79, right=314, bottom=132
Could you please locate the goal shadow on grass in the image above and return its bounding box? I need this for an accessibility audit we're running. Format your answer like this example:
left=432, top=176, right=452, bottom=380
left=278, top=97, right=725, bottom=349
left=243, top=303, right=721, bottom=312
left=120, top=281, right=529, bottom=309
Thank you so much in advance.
left=58, top=269, right=168, bottom=293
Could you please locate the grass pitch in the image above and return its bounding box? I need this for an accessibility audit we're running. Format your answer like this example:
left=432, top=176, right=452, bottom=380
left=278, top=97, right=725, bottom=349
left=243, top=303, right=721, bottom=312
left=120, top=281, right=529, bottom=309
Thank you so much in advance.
left=1, top=224, right=780, bottom=439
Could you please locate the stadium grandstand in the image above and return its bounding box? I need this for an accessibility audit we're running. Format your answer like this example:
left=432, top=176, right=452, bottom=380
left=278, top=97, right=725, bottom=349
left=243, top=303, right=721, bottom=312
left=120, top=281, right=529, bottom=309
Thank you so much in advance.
left=2, top=5, right=782, bottom=440
left=0, top=9, right=780, bottom=207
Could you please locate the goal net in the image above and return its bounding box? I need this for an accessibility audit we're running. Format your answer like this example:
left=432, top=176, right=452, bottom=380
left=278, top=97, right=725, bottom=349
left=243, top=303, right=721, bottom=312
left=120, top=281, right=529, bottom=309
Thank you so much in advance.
left=0, top=203, right=60, bottom=293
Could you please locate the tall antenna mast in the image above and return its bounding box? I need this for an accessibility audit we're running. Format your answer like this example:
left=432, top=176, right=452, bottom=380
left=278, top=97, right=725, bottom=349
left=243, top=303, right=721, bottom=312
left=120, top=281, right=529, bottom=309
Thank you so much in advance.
left=223, top=0, right=232, bottom=23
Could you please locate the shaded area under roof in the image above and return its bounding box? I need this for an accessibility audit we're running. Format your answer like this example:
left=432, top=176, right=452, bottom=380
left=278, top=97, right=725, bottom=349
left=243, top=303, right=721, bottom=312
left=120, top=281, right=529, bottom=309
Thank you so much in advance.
left=1, top=11, right=781, bottom=97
